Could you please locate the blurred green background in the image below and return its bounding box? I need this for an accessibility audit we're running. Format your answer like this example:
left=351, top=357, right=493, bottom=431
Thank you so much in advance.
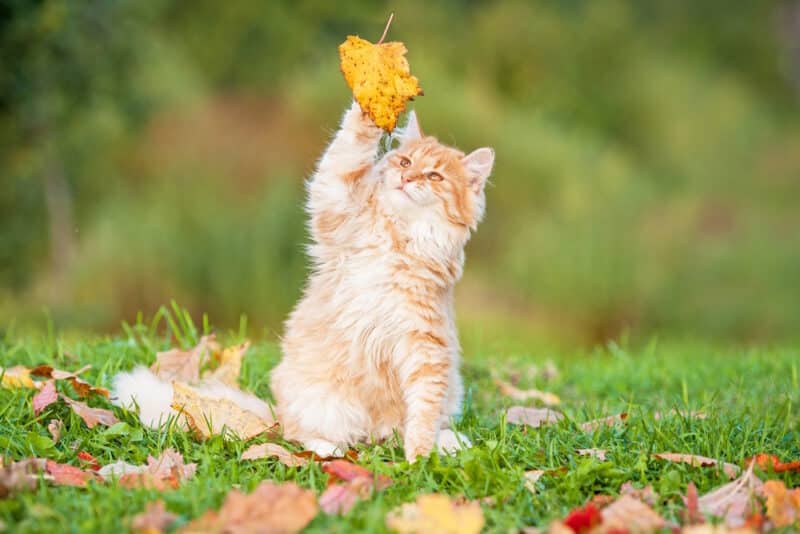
left=2, top=0, right=799, bottom=345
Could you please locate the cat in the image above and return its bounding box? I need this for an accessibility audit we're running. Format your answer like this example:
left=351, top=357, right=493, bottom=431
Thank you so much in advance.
left=270, top=101, right=494, bottom=461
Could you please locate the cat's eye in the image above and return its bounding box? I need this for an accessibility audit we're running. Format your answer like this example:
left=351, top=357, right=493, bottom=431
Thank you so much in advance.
left=399, top=156, right=411, bottom=168
left=427, top=171, right=444, bottom=182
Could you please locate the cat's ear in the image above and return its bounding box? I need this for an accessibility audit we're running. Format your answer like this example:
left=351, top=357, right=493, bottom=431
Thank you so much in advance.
left=400, top=110, right=423, bottom=142
left=463, top=148, right=495, bottom=193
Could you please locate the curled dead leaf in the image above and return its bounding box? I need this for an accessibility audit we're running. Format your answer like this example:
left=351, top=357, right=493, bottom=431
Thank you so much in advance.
left=179, top=480, right=318, bottom=534
left=241, top=443, right=307, bottom=467
left=116, top=448, right=196, bottom=491
left=45, top=460, right=99, bottom=487
left=653, top=452, right=740, bottom=480
left=131, top=500, right=177, bottom=534
left=32, top=380, right=58, bottom=415
left=47, top=419, right=63, bottom=443
left=206, top=341, right=250, bottom=387
left=579, top=413, right=628, bottom=432
left=61, top=395, right=119, bottom=429
left=747, top=453, right=800, bottom=474
left=0, top=366, right=35, bottom=389
left=151, top=335, right=219, bottom=383
left=171, top=381, right=277, bottom=441
left=493, top=377, right=561, bottom=405
left=385, top=493, right=484, bottom=534
left=698, top=461, right=763, bottom=528
left=506, top=406, right=563, bottom=428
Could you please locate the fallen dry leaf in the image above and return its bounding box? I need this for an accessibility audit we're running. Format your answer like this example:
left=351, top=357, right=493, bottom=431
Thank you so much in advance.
left=0, top=458, right=47, bottom=497
left=171, top=381, right=277, bottom=441
left=180, top=480, right=318, bottom=533
left=30, top=364, right=108, bottom=398
left=747, top=453, right=800, bottom=474
left=97, top=460, right=147, bottom=481
left=205, top=341, right=250, bottom=387
left=32, top=380, right=58, bottom=415
left=320, top=460, right=393, bottom=515
left=563, top=502, right=602, bottom=533
left=683, top=481, right=703, bottom=525
left=46, top=460, right=99, bottom=487
left=151, top=335, right=219, bottom=383
left=680, top=526, right=757, bottom=534
left=620, top=481, right=658, bottom=507
left=494, top=377, right=561, bottom=405
left=385, top=493, right=484, bottom=534
left=698, top=462, right=763, bottom=528
left=47, top=419, right=63, bottom=443
left=524, top=470, right=545, bottom=493
left=506, top=406, right=563, bottom=428
left=579, top=413, right=628, bottom=432
left=131, top=500, right=177, bottom=534
left=577, top=448, right=607, bottom=461
left=116, top=448, right=196, bottom=491
left=654, top=453, right=740, bottom=480
left=760, top=479, right=800, bottom=528
left=339, top=26, right=423, bottom=132
left=61, top=395, right=119, bottom=429
left=241, top=443, right=308, bottom=467
left=653, top=409, right=707, bottom=420
left=601, top=494, right=665, bottom=533
left=0, top=365, right=35, bottom=389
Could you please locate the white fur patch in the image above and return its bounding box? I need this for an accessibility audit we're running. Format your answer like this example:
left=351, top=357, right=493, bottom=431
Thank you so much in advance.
left=111, top=367, right=175, bottom=428
left=436, top=428, right=472, bottom=455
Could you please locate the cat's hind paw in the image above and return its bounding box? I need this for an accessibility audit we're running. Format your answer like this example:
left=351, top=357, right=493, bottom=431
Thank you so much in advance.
left=436, top=428, right=472, bottom=455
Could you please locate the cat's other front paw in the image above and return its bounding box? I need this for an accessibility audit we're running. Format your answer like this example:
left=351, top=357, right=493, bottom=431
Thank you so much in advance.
left=303, top=438, right=344, bottom=459
left=436, top=428, right=472, bottom=455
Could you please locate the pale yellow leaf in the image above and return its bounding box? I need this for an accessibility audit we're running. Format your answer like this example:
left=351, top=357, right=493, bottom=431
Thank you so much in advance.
left=385, top=494, right=484, bottom=534
left=494, top=378, right=561, bottom=405
left=653, top=452, right=740, bottom=479
left=506, top=406, right=563, bottom=428
left=241, top=443, right=307, bottom=467
left=0, top=366, right=35, bottom=389
left=205, top=341, right=250, bottom=387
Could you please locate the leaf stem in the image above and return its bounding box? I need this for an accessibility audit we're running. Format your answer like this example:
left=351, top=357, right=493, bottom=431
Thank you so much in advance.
left=377, top=13, right=395, bottom=44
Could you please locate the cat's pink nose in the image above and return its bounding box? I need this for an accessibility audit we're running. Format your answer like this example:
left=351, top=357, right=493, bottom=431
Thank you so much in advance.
left=401, top=174, right=421, bottom=185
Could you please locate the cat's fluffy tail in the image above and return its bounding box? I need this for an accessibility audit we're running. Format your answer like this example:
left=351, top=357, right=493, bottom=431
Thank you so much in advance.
left=112, top=367, right=274, bottom=429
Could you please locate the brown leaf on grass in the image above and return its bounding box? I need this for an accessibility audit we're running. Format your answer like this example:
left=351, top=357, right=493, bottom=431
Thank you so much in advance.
left=620, top=481, right=658, bottom=506
left=698, top=462, right=763, bottom=528
left=653, top=453, right=740, bottom=480
left=67, top=377, right=110, bottom=399
left=760, top=479, right=800, bottom=528
left=0, top=365, right=36, bottom=389
left=47, top=419, right=63, bottom=443
left=205, top=341, right=250, bottom=387
left=151, top=335, right=219, bottom=383
left=506, top=406, right=563, bottom=428
left=179, top=480, right=318, bottom=533
left=0, top=458, right=47, bottom=497
left=579, top=413, right=629, bottom=432
left=680, top=526, right=758, bottom=533
left=653, top=409, right=707, bottom=420
left=320, top=460, right=393, bottom=515
left=494, top=378, right=561, bottom=405
left=171, top=381, right=277, bottom=441
left=131, top=500, right=177, bottom=534
left=241, top=443, right=308, bottom=467
left=601, top=494, right=665, bottom=533
left=32, top=380, right=58, bottom=415
left=385, top=493, right=484, bottom=534
left=117, top=448, right=196, bottom=491
left=61, top=395, right=119, bottom=429
left=577, top=448, right=607, bottom=461
left=45, top=460, right=99, bottom=487
left=30, top=364, right=91, bottom=380
left=747, top=453, right=800, bottom=473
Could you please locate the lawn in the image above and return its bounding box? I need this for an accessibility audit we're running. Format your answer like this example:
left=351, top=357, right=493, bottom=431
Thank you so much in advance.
left=1, top=311, right=798, bottom=533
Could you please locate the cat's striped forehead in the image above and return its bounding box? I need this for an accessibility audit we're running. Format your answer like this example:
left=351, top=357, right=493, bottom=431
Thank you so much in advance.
left=400, top=138, right=466, bottom=177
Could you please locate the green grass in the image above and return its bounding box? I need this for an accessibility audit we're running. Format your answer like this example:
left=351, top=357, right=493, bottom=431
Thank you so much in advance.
left=1, top=313, right=798, bottom=533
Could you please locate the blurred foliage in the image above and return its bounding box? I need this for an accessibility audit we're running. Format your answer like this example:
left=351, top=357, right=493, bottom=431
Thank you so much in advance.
left=1, top=0, right=799, bottom=344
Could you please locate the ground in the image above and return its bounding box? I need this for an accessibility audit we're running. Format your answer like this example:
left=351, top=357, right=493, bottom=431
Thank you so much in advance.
left=1, top=315, right=798, bottom=532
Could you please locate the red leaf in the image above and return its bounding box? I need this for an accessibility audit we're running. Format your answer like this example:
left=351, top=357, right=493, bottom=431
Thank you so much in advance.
left=323, top=460, right=373, bottom=483
left=32, top=380, right=58, bottom=415
left=320, top=478, right=371, bottom=515
left=61, top=395, right=119, bottom=429
left=564, top=503, right=602, bottom=533
left=77, top=452, right=101, bottom=471
left=747, top=453, right=800, bottom=473
left=45, top=460, right=98, bottom=487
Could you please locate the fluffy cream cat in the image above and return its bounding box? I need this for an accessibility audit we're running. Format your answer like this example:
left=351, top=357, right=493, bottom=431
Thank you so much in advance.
left=270, top=102, right=494, bottom=461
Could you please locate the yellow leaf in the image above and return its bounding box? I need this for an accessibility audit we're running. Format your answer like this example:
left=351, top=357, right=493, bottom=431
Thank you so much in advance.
left=206, top=341, right=250, bottom=387
left=339, top=35, right=423, bottom=132
left=171, top=381, right=277, bottom=441
left=385, top=494, right=484, bottom=534
left=761, top=479, right=800, bottom=528
left=0, top=366, right=35, bottom=389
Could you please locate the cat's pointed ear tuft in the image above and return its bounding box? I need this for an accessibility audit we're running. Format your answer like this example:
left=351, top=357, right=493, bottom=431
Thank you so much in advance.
left=400, top=110, right=423, bottom=142
left=463, top=147, right=495, bottom=193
